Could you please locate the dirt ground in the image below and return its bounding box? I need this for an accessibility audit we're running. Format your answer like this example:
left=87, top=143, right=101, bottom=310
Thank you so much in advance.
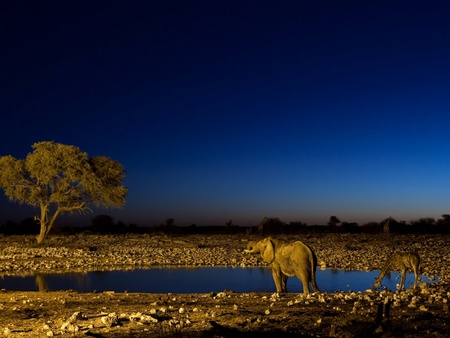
left=0, top=233, right=449, bottom=337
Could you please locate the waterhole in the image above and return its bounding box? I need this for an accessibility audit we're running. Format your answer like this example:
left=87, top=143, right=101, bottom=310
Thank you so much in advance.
left=0, top=268, right=433, bottom=293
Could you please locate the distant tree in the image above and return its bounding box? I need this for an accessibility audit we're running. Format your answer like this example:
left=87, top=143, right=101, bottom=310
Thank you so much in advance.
left=432, top=214, right=450, bottom=233
left=115, top=221, right=127, bottom=233
left=417, top=217, right=435, bottom=225
left=159, top=218, right=176, bottom=234
left=327, top=216, right=341, bottom=227
left=258, top=217, right=285, bottom=234
left=287, top=221, right=307, bottom=234
left=440, top=214, right=450, bottom=222
left=2, top=220, right=18, bottom=235
left=436, top=214, right=450, bottom=231
left=165, top=218, right=175, bottom=227
left=91, top=214, right=115, bottom=233
left=410, top=217, right=435, bottom=233
left=20, top=217, right=40, bottom=234
left=341, top=222, right=360, bottom=233
left=0, top=141, right=127, bottom=244
left=361, top=221, right=382, bottom=233
left=128, top=223, right=140, bottom=233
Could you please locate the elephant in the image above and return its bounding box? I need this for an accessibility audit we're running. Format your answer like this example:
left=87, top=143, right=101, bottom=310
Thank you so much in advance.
left=244, top=237, right=320, bottom=294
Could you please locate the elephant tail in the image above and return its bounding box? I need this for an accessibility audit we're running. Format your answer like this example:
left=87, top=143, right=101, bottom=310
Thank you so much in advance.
left=308, top=244, right=320, bottom=292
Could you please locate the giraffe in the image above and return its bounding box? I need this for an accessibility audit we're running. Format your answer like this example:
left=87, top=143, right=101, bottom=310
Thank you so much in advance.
left=383, top=216, right=392, bottom=235
left=373, top=251, right=421, bottom=290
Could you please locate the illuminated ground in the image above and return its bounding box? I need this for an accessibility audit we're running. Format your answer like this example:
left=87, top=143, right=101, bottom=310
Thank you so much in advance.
left=0, top=233, right=448, bottom=337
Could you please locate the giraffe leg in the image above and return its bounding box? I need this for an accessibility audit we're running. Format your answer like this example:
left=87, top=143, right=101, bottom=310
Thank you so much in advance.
left=412, top=266, right=419, bottom=288
left=400, top=268, right=406, bottom=290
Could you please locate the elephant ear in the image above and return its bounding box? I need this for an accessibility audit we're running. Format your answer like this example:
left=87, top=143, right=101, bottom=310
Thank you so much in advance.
left=261, top=238, right=276, bottom=263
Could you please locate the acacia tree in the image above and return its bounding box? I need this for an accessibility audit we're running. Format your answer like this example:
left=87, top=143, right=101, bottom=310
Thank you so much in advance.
left=0, top=141, right=127, bottom=244
left=327, top=215, right=341, bottom=227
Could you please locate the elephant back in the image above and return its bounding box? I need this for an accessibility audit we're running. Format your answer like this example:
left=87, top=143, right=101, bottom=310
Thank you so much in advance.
left=293, top=240, right=318, bottom=270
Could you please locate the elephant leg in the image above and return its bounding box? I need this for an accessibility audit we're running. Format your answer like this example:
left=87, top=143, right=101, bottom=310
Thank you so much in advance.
left=311, top=278, right=320, bottom=293
left=281, top=273, right=288, bottom=293
left=298, top=276, right=310, bottom=294
left=270, top=266, right=284, bottom=293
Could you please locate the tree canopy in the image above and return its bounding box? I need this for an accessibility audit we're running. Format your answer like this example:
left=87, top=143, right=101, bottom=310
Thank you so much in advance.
left=0, top=141, right=127, bottom=243
left=327, top=215, right=341, bottom=226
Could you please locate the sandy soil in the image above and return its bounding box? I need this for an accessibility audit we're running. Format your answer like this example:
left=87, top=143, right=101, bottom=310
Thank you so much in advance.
left=0, top=233, right=449, bottom=337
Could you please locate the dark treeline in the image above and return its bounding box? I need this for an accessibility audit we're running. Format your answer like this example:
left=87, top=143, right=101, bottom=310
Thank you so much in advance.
left=1, top=214, right=450, bottom=236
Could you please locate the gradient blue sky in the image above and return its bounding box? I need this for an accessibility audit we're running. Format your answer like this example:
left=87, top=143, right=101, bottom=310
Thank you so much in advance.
left=2, top=0, right=450, bottom=227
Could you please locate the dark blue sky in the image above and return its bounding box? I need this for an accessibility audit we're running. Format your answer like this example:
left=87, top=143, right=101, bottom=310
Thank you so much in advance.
left=2, top=0, right=450, bottom=227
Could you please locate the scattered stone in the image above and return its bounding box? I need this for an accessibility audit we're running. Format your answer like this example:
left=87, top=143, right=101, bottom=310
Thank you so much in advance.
left=419, top=305, right=428, bottom=311
left=60, top=322, right=79, bottom=333
left=140, top=314, right=158, bottom=324
left=67, top=311, right=83, bottom=323
left=101, top=313, right=120, bottom=327
left=0, top=234, right=448, bottom=337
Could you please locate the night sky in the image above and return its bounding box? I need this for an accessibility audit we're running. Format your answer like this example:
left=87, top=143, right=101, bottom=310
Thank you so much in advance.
left=2, top=1, right=450, bottom=227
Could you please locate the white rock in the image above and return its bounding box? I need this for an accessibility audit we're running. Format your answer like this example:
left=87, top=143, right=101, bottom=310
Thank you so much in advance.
left=129, top=313, right=141, bottom=321
left=140, top=314, right=158, bottom=323
left=419, top=305, right=428, bottom=311
left=68, top=311, right=83, bottom=323
left=60, top=323, right=79, bottom=333
left=318, top=294, right=326, bottom=303
left=101, top=313, right=119, bottom=327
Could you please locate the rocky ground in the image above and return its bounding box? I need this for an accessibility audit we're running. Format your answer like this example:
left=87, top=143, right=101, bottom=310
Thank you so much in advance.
left=0, top=233, right=449, bottom=337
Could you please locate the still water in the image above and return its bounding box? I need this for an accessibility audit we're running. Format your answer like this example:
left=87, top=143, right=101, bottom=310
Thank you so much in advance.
left=0, top=268, right=430, bottom=293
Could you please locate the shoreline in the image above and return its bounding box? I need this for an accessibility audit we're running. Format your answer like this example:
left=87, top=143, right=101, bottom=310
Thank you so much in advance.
left=0, top=233, right=449, bottom=337
left=0, top=233, right=448, bottom=278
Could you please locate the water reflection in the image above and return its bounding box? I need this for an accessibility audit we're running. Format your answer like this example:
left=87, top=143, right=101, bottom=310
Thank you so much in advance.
left=0, top=268, right=434, bottom=293
left=35, top=274, right=47, bottom=291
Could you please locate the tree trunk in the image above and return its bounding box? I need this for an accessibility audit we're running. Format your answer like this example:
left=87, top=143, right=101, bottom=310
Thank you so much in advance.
left=36, top=204, right=61, bottom=244
left=36, top=220, right=50, bottom=244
